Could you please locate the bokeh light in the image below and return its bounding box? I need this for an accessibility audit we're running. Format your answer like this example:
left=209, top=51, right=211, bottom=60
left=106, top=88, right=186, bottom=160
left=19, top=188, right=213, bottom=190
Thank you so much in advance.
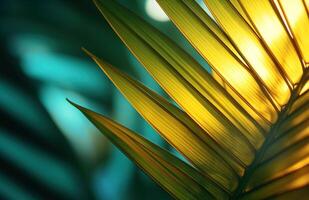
left=145, top=0, right=169, bottom=22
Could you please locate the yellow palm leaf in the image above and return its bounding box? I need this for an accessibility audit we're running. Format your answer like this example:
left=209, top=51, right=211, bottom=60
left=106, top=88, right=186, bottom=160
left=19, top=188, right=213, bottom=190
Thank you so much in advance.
left=71, top=0, right=309, bottom=199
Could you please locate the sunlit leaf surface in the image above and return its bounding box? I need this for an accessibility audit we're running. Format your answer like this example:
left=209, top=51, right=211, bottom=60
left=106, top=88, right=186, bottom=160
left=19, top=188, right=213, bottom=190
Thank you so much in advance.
left=68, top=0, right=309, bottom=199
left=239, top=0, right=303, bottom=84
left=83, top=51, right=239, bottom=191
left=69, top=101, right=226, bottom=199
left=278, top=0, right=309, bottom=63
left=92, top=0, right=267, bottom=173
left=157, top=0, right=277, bottom=124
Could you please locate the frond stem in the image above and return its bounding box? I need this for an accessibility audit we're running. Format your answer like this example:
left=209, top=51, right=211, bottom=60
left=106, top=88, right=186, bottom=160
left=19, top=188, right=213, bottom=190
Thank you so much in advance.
left=231, top=68, right=309, bottom=199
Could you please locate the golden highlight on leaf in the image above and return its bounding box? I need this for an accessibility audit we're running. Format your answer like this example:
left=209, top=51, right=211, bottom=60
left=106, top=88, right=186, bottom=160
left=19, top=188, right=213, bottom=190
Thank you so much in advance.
left=277, top=0, right=309, bottom=63
left=157, top=0, right=277, bottom=123
left=204, top=0, right=291, bottom=106
left=84, top=50, right=241, bottom=191
left=300, top=81, right=309, bottom=95
left=239, top=0, right=303, bottom=84
left=305, top=0, right=309, bottom=12
left=71, top=0, right=309, bottom=199
left=92, top=0, right=264, bottom=170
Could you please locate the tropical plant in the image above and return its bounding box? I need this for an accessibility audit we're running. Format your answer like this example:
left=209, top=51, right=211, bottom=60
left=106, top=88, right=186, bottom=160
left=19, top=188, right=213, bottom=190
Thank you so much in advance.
left=70, top=0, right=309, bottom=199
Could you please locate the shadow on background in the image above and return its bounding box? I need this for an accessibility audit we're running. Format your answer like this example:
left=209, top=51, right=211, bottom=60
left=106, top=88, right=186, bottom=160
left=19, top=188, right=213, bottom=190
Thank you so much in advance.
left=0, top=0, right=211, bottom=199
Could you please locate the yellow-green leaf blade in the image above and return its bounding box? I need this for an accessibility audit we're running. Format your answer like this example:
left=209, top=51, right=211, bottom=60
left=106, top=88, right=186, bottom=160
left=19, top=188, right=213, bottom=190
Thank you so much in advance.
left=93, top=0, right=257, bottom=169
left=278, top=0, right=309, bottom=63
left=289, top=90, right=309, bottom=115
left=306, top=0, right=309, bottom=12
left=204, top=0, right=291, bottom=106
left=241, top=165, right=309, bottom=200
left=69, top=101, right=225, bottom=200
left=239, top=0, right=303, bottom=84
left=229, top=0, right=255, bottom=31
left=157, top=0, right=277, bottom=124
left=272, top=186, right=309, bottom=200
left=300, top=80, right=309, bottom=95
left=263, top=120, right=309, bottom=162
left=212, top=70, right=271, bottom=130
left=247, top=137, right=309, bottom=190
left=85, top=51, right=241, bottom=191
left=279, top=101, right=309, bottom=134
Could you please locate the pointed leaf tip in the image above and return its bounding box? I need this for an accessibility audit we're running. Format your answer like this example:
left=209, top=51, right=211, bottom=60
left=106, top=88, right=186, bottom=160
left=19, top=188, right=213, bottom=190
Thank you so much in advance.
left=66, top=99, right=88, bottom=115
left=81, top=48, right=98, bottom=60
left=66, top=98, right=73, bottom=105
left=81, top=48, right=113, bottom=75
left=77, top=105, right=221, bottom=199
left=66, top=98, right=79, bottom=108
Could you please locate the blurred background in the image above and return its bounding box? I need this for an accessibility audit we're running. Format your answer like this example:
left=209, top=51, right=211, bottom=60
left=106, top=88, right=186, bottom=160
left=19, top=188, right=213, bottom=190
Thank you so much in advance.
left=0, top=0, right=212, bottom=199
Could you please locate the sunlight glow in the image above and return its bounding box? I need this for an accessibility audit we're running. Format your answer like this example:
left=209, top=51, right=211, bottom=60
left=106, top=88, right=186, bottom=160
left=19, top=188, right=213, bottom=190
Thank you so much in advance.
left=258, top=16, right=282, bottom=45
left=244, top=42, right=269, bottom=80
left=145, top=0, right=169, bottom=22
left=273, top=0, right=293, bottom=37
left=281, top=2, right=302, bottom=27
left=278, top=0, right=309, bottom=62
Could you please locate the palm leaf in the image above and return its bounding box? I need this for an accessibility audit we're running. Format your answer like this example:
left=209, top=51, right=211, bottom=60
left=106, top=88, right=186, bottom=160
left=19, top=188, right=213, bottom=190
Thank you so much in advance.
left=71, top=0, right=309, bottom=199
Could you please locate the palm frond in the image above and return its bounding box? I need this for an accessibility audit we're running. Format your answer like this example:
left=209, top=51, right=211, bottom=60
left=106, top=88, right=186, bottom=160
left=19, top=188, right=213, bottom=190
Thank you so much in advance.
left=71, top=0, right=309, bottom=199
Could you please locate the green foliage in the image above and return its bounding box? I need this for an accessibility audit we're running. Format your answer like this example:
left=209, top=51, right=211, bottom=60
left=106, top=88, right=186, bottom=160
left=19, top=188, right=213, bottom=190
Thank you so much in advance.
left=72, top=0, right=309, bottom=199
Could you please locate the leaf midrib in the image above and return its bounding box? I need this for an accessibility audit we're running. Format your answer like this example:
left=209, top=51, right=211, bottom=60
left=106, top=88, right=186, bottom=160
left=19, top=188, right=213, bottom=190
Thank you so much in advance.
left=232, top=68, right=309, bottom=199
